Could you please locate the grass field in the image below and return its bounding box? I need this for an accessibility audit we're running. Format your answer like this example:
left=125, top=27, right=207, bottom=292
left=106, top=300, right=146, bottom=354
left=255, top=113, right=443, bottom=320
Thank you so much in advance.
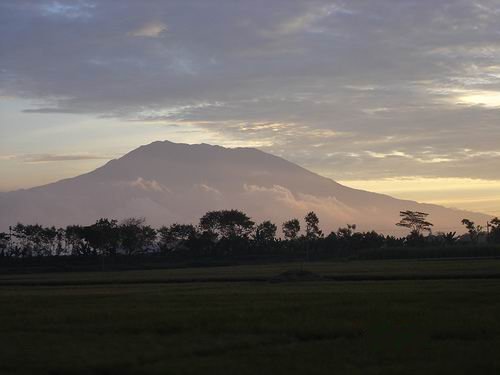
left=1, top=259, right=500, bottom=374
left=3, top=258, right=500, bottom=285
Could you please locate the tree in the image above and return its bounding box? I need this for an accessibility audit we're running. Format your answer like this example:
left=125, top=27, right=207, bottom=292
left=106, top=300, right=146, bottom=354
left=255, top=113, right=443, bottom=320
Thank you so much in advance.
left=385, top=235, right=405, bottom=248
left=54, top=227, right=66, bottom=256
left=461, top=219, right=483, bottom=243
left=119, top=218, right=157, bottom=255
left=10, top=223, right=52, bottom=257
left=199, top=210, right=254, bottom=239
left=65, top=225, right=93, bottom=256
left=282, top=219, right=300, bottom=240
left=305, top=211, right=323, bottom=239
left=40, top=226, right=58, bottom=256
left=334, top=224, right=357, bottom=251
left=158, top=223, right=197, bottom=252
left=337, top=224, right=356, bottom=239
left=489, top=217, right=500, bottom=244
left=360, top=230, right=385, bottom=249
left=254, top=221, right=277, bottom=244
left=396, top=211, right=433, bottom=235
left=82, top=218, right=120, bottom=256
left=436, top=231, right=457, bottom=246
left=0, top=232, right=9, bottom=257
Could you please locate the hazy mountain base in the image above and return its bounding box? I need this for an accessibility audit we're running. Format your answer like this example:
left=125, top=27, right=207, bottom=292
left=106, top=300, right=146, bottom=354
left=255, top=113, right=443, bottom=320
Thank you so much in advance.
left=0, top=141, right=490, bottom=233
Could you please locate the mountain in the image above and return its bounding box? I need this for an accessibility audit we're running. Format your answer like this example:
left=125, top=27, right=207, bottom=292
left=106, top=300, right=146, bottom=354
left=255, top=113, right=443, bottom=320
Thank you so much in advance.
left=0, top=140, right=491, bottom=234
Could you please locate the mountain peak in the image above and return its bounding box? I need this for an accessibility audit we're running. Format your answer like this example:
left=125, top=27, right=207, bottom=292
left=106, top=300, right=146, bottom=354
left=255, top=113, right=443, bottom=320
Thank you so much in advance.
left=123, top=140, right=254, bottom=159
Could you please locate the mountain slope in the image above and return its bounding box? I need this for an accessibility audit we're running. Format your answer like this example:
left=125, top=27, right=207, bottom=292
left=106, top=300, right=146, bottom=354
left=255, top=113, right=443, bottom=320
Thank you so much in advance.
left=0, top=140, right=491, bottom=234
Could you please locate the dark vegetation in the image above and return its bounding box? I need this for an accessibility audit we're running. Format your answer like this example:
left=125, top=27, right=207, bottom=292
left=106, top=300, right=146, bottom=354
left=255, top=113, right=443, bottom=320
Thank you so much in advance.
left=1, top=279, right=500, bottom=374
left=1, top=211, right=500, bottom=271
left=2, top=210, right=500, bottom=374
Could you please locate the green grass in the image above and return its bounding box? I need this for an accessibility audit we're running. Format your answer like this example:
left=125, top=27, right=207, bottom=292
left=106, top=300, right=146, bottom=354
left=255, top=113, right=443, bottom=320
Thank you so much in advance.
left=1, top=260, right=500, bottom=374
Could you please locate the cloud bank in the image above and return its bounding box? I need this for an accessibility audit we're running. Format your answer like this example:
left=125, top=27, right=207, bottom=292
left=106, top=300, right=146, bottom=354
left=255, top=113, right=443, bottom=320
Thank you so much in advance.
left=1, top=0, right=500, bottom=182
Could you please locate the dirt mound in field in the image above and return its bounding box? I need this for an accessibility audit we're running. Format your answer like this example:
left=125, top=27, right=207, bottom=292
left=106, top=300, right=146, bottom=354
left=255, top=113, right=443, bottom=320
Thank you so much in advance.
left=270, top=269, right=323, bottom=282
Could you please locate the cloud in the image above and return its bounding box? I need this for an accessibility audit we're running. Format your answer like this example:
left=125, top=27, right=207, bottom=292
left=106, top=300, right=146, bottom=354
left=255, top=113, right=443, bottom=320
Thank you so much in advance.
left=243, top=184, right=358, bottom=226
left=270, top=3, right=350, bottom=35
left=15, top=153, right=112, bottom=163
left=1, top=0, right=500, bottom=182
left=195, top=184, right=222, bottom=196
left=128, top=177, right=169, bottom=193
left=457, top=91, right=500, bottom=108
left=0, top=155, right=17, bottom=161
left=22, top=107, right=89, bottom=114
left=39, top=1, right=96, bottom=19
left=128, top=21, right=167, bottom=38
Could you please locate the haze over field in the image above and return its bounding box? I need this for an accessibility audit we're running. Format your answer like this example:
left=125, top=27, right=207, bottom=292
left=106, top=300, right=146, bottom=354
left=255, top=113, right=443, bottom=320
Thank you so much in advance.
left=1, top=1, right=499, bottom=217
left=0, top=141, right=490, bottom=234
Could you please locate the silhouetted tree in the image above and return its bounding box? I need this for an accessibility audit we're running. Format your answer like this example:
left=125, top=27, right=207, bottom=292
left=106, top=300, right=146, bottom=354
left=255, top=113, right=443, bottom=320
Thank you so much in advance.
left=461, top=219, right=483, bottom=243
left=0, top=232, right=9, bottom=257
left=282, top=219, right=300, bottom=240
left=158, top=223, right=197, bottom=252
left=435, top=231, right=458, bottom=246
left=199, top=210, right=254, bottom=240
left=199, top=210, right=255, bottom=255
left=334, top=224, right=357, bottom=251
left=405, top=231, right=426, bottom=247
left=186, top=229, right=218, bottom=256
left=385, top=235, right=405, bottom=248
left=65, top=225, right=93, bottom=256
left=41, top=226, right=58, bottom=256
left=10, top=223, right=52, bottom=257
left=337, top=224, right=356, bottom=239
left=2, top=207, right=500, bottom=262
left=305, top=211, right=323, bottom=239
left=119, top=218, right=156, bottom=255
left=323, top=231, right=339, bottom=254
left=360, top=231, right=385, bottom=249
left=396, top=211, right=433, bottom=236
left=489, top=217, right=500, bottom=244
left=254, top=220, right=277, bottom=244
left=82, top=219, right=120, bottom=256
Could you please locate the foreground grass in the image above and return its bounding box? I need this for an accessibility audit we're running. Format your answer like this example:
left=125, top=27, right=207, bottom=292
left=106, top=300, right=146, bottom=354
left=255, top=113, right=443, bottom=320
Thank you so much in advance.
left=2, top=257, right=500, bottom=285
left=1, top=278, right=500, bottom=374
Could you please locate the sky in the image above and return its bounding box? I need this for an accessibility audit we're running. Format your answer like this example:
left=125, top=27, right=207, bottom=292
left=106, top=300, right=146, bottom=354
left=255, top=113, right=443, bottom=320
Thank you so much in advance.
left=0, top=0, right=499, bottom=217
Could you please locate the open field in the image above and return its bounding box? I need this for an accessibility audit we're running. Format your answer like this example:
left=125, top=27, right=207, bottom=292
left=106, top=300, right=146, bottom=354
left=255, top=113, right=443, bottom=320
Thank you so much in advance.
left=2, top=257, right=500, bottom=285
left=1, top=259, right=500, bottom=374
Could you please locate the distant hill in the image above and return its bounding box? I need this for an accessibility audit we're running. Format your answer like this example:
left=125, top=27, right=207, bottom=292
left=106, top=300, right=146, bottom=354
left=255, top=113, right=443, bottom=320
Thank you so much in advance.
left=0, top=140, right=490, bottom=234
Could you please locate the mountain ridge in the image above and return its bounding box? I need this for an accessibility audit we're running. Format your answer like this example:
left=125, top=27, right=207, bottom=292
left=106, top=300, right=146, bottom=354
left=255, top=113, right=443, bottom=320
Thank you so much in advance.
left=0, top=140, right=490, bottom=234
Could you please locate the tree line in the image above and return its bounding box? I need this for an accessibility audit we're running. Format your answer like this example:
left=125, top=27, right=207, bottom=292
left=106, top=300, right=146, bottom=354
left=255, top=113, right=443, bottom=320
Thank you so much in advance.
left=0, top=210, right=499, bottom=258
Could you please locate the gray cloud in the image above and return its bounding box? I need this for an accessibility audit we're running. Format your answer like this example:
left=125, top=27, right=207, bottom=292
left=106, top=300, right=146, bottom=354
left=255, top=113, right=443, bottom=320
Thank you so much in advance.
left=2, top=153, right=114, bottom=163
left=1, top=0, right=500, bottom=179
